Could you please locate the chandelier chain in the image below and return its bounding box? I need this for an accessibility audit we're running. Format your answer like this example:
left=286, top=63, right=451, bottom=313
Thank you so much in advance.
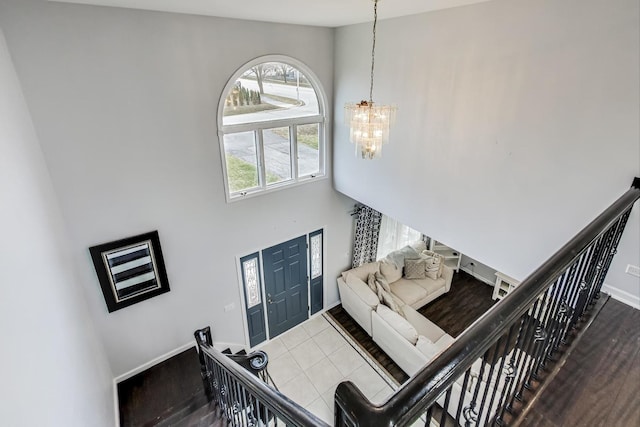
left=369, top=0, right=378, bottom=103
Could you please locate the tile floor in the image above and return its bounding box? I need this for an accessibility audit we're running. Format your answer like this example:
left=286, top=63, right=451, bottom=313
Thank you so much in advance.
left=256, top=313, right=397, bottom=425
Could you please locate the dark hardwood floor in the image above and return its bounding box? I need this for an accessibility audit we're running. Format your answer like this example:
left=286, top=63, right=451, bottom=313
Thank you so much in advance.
left=328, top=270, right=496, bottom=384
left=519, top=298, right=640, bottom=427
left=118, top=277, right=638, bottom=427
left=416, top=270, right=496, bottom=337
left=118, top=347, right=223, bottom=427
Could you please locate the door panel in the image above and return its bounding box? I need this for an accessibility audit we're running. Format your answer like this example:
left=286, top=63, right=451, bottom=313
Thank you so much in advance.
left=262, top=235, right=309, bottom=338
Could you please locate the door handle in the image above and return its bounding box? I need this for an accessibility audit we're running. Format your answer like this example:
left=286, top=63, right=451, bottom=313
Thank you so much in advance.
left=267, top=293, right=273, bottom=304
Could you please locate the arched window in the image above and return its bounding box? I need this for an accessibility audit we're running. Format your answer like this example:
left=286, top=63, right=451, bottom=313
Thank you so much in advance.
left=218, top=56, right=327, bottom=201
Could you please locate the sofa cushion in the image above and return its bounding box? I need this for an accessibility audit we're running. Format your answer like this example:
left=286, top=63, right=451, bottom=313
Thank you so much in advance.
left=411, top=276, right=446, bottom=295
left=389, top=278, right=428, bottom=306
left=345, top=273, right=379, bottom=308
left=434, top=334, right=455, bottom=350
left=377, top=304, right=419, bottom=344
left=415, top=335, right=439, bottom=360
left=404, top=258, right=427, bottom=279
left=342, top=262, right=380, bottom=282
left=402, top=306, right=448, bottom=343
left=384, top=245, right=420, bottom=268
left=380, top=260, right=402, bottom=283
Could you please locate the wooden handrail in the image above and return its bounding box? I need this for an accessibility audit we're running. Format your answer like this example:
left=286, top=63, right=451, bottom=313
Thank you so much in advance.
left=198, top=342, right=330, bottom=427
left=336, top=178, right=640, bottom=426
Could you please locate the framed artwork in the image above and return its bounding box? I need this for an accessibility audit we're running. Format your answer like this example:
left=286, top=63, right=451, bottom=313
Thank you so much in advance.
left=89, top=230, right=170, bottom=313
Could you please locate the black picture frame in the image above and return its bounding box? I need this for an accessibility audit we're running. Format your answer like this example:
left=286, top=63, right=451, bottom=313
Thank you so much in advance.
left=89, top=230, right=170, bottom=313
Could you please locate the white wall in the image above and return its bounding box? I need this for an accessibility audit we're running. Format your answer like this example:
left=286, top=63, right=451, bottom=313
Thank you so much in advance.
left=602, top=201, right=640, bottom=308
left=334, top=0, right=639, bottom=299
left=0, top=0, right=355, bottom=376
left=0, top=27, right=114, bottom=427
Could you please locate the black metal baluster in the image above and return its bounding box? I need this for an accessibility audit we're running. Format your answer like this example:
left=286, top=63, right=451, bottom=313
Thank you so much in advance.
left=456, top=369, right=473, bottom=425
left=439, top=388, right=453, bottom=427
left=482, top=330, right=513, bottom=426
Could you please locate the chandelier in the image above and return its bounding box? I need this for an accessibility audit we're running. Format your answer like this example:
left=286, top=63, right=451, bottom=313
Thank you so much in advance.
left=345, top=0, right=396, bottom=160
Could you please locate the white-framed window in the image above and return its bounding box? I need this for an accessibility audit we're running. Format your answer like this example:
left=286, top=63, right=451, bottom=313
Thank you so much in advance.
left=218, top=55, right=327, bottom=201
left=376, top=215, right=423, bottom=260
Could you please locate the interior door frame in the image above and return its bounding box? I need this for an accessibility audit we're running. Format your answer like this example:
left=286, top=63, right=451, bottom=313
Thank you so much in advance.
left=235, top=227, right=326, bottom=350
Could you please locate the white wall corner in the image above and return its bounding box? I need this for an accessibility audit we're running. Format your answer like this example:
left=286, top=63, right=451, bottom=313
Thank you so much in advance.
left=601, top=284, right=640, bottom=310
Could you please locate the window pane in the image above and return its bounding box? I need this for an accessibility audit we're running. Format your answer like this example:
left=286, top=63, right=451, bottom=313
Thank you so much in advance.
left=263, top=127, right=292, bottom=185
left=297, top=124, right=320, bottom=177
left=242, top=257, right=261, bottom=308
left=222, top=62, right=320, bottom=126
left=310, top=233, right=322, bottom=279
left=223, top=132, right=259, bottom=193
left=376, top=215, right=423, bottom=260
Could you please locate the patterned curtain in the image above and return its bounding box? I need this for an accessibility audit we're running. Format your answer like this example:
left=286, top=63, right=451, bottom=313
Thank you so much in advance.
left=351, top=205, right=383, bottom=268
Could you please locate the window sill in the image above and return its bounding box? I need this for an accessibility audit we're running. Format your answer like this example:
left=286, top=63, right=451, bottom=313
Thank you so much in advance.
left=225, top=174, right=328, bottom=203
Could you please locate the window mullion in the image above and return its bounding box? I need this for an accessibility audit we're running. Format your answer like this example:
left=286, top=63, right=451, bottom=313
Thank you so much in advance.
left=319, top=123, right=326, bottom=176
left=222, top=115, right=324, bottom=135
left=257, top=130, right=266, bottom=189
left=291, top=125, right=299, bottom=180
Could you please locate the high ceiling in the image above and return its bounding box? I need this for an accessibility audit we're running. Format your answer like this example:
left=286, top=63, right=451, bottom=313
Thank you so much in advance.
left=48, top=0, right=495, bottom=27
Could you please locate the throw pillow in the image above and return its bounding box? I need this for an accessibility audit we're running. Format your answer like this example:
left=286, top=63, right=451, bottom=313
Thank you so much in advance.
left=404, top=258, right=427, bottom=279
left=423, top=256, right=440, bottom=280
left=380, top=260, right=402, bottom=283
left=374, top=271, right=391, bottom=293
left=367, top=273, right=378, bottom=294
left=376, top=284, right=403, bottom=316
left=422, top=250, right=445, bottom=277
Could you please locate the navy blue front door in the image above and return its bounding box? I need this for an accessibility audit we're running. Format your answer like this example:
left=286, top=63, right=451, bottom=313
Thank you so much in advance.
left=262, top=236, right=309, bottom=338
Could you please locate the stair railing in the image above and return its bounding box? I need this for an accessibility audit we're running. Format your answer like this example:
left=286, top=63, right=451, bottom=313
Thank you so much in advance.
left=335, top=178, right=640, bottom=427
left=194, top=327, right=329, bottom=427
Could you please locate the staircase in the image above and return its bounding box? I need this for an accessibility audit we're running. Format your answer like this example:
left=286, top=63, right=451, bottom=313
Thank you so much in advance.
left=117, top=340, right=276, bottom=427
left=119, top=178, right=639, bottom=426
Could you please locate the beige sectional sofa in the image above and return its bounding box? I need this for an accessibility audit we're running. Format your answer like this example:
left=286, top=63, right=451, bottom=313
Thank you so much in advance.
left=337, top=245, right=531, bottom=424
left=337, top=244, right=454, bottom=375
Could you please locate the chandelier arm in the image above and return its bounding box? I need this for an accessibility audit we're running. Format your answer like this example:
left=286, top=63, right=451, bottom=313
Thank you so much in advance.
left=369, top=0, right=378, bottom=103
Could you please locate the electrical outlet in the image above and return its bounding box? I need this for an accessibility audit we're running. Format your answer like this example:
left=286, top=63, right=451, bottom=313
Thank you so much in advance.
left=224, top=302, right=235, bottom=312
left=626, top=264, right=640, bottom=278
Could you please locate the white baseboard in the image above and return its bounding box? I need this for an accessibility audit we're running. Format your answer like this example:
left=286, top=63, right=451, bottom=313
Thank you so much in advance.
left=460, top=266, right=495, bottom=286
left=601, top=284, right=640, bottom=310
left=114, top=341, right=197, bottom=384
